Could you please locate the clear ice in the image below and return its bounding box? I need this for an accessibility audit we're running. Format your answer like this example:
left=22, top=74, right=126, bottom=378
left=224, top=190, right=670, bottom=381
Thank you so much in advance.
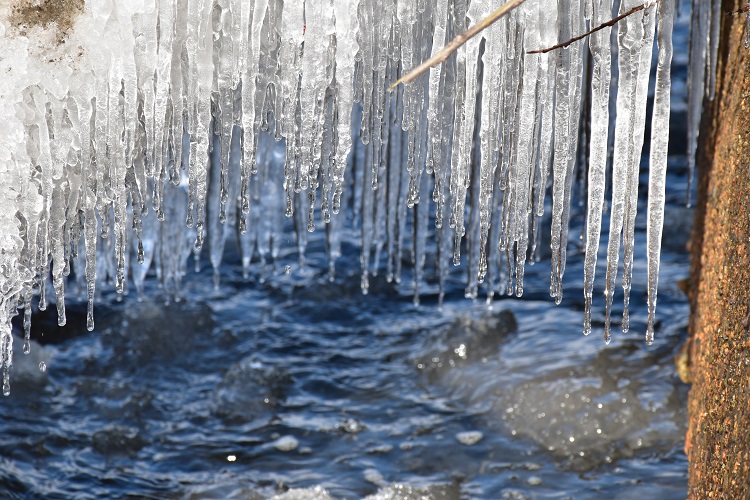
left=0, top=0, right=709, bottom=393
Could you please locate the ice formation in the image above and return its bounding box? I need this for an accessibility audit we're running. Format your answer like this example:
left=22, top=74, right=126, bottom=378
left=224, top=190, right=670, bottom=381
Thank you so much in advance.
left=686, top=0, right=721, bottom=206
left=0, top=0, right=714, bottom=394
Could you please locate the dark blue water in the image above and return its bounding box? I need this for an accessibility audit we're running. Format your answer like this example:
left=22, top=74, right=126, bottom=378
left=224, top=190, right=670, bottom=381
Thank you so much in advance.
left=0, top=11, right=693, bottom=500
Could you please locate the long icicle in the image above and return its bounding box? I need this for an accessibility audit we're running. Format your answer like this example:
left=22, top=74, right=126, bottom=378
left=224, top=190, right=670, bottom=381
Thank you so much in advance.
left=646, top=0, right=674, bottom=345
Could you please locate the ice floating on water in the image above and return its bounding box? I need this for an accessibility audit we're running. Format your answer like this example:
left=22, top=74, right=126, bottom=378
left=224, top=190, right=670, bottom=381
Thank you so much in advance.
left=456, top=430, right=484, bottom=446
left=363, top=468, right=387, bottom=487
left=527, top=476, right=542, bottom=486
left=0, top=0, right=716, bottom=393
left=272, top=435, right=300, bottom=452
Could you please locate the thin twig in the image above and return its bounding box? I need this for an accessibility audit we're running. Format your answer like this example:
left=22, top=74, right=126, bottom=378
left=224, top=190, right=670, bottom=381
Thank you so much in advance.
left=527, top=0, right=661, bottom=55
left=389, top=0, right=528, bottom=90
left=727, top=5, right=750, bottom=16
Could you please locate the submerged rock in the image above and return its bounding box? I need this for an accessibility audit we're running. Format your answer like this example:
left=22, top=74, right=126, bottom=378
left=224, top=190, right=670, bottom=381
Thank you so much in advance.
left=8, top=336, right=50, bottom=391
left=662, top=205, right=693, bottom=253
left=12, top=299, right=93, bottom=346
left=100, top=301, right=214, bottom=366
left=91, top=425, right=147, bottom=457
left=414, top=308, right=686, bottom=472
left=213, top=357, right=291, bottom=422
left=414, top=310, right=517, bottom=382
left=495, top=347, right=687, bottom=470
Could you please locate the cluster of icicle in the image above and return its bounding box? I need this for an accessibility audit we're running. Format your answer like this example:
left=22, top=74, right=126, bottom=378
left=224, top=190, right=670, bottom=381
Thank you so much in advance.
left=0, top=0, right=722, bottom=395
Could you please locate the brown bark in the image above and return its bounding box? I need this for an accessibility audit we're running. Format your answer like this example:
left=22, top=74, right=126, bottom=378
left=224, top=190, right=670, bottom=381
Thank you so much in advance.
left=687, top=1, right=750, bottom=497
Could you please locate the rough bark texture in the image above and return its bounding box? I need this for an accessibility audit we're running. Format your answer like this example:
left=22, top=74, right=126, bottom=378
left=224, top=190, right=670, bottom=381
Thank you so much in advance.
left=687, top=1, right=750, bottom=497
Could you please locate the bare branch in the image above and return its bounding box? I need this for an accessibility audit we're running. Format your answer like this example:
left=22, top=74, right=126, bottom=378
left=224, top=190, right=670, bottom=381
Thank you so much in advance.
left=527, top=0, right=661, bottom=55
left=389, top=0, right=528, bottom=90
left=727, top=5, right=750, bottom=16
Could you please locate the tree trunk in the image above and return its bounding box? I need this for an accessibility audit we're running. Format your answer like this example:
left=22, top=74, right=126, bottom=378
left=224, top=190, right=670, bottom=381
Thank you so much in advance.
left=687, top=1, right=750, bottom=496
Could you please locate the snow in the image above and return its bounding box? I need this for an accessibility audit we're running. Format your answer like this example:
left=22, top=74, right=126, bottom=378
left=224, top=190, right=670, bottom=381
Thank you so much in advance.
left=0, top=0, right=704, bottom=393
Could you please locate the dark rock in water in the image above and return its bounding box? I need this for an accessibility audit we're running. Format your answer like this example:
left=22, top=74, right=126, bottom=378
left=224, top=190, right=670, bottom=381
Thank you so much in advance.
left=6, top=337, right=50, bottom=394
left=667, top=109, right=688, bottom=158
left=213, top=357, right=292, bottom=422
left=91, top=426, right=147, bottom=457
left=662, top=205, right=694, bottom=253
left=99, top=301, right=214, bottom=366
left=12, top=299, right=94, bottom=346
left=0, top=468, right=30, bottom=495
left=414, top=310, right=517, bottom=382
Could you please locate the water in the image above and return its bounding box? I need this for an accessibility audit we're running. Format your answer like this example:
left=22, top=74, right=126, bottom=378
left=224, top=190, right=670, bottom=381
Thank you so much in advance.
left=0, top=184, right=691, bottom=499
left=0, top=13, right=692, bottom=500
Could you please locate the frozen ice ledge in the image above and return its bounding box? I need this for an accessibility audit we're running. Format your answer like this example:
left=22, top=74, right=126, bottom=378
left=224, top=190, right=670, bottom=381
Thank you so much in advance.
left=0, top=0, right=721, bottom=394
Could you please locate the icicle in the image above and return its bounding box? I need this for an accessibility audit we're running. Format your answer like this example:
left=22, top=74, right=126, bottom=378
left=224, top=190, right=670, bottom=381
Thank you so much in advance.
left=386, top=88, right=404, bottom=283
left=604, top=0, right=656, bottom=342
left=621, top=5, right=656, bottom=334
left=413, top=171, right=430, bottom=305
left=583, top=0, right=613, bottom=337
left=186, top=0, right=214, bottom=253
left=21, top=289, right=31, bottom=355
left=425, top=0, right=449, bottom=182
left=152, top=0, right=174, bottom=208
left=604, top=4, right=636, bottom=343
left=550, top=0, right=582, bottom=304
left=476, top=13, right=503, bottom=289
left=449, top=0, right=481, bottom=269
left=50, top=185, right=67, bottom=326
left=298, top=0, right=335, bottom=202
left=1, top=323, right=11, bottom=397
left=331, top=0, right=359, bottom=216
left=360, top=140, right=375, bottom=294
left=215, top=3, right=235, bottom=226
left=207, top=116, right=224, bottom=287
left=0, top=0, right=707, bottom=392
left=239, top=0, right=268, bottom=221
left=512, top=6, right=541, bottom=298
left=686, top=0, right=710, bottom=207
left=559, top=0, right=585, bottom=303
left=535, top=28, right=556, bottom=220
left=132, top=185, right=159, bottom=299
left=646, top=0, right=674, bottom=345
left=708, top=0, right=720, bottom=100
